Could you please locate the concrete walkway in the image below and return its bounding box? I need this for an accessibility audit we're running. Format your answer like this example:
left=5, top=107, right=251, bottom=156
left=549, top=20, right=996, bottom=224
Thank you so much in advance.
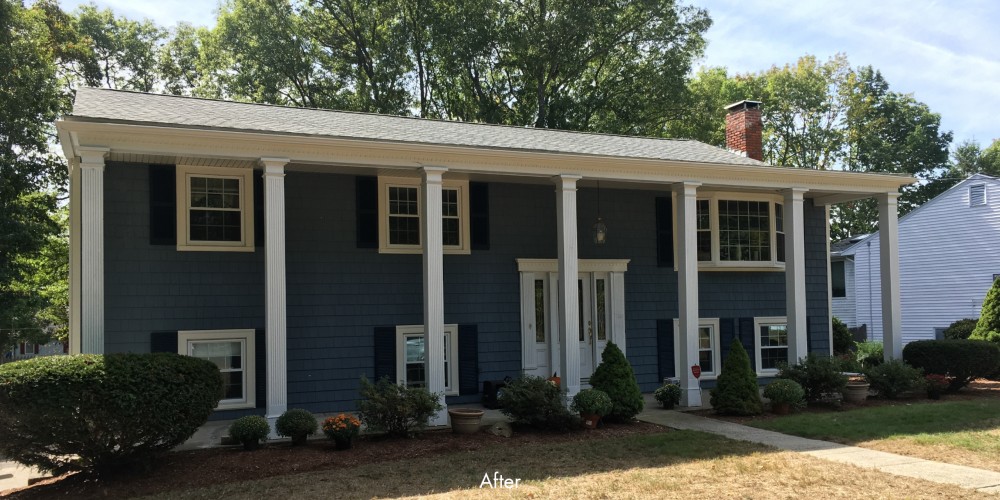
left=639, top=408, right=1000, bottom=495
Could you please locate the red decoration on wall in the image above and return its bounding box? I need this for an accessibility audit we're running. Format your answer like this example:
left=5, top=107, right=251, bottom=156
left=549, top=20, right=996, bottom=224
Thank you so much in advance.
left=691, top=365, right=701, bottom=379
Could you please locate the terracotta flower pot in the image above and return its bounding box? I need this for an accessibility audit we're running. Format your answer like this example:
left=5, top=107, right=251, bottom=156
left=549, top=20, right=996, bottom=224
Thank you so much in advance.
left=772, top=402, right=791, bottom=415
left=448, top=408, right=485, bottom=434
left=333, top=436, right=353, bottom=450
left=581, top=414, right=601, bottom=429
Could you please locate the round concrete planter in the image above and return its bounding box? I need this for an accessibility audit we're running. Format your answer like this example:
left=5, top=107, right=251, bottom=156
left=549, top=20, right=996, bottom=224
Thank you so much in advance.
left=448, top=408, right=485, bottom=434
left=843, top=383, right=870, bottom=404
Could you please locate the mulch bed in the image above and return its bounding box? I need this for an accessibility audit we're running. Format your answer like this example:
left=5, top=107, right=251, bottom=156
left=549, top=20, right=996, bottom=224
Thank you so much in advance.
left=694, top=378, right=1000, bottom=425
left=1, top=421, right=666, bottom=499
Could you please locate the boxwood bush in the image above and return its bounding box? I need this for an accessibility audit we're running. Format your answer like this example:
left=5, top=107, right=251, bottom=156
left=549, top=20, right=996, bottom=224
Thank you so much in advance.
left=863, top=359, right=924, bottom=399
left=777, top=354, right=847, bottom=403
left=902, top=339, right=1000, bottom=392
left=357, top=376, right=442, bottom=437
left=0, top=353, right=222, bottom=475
left=498, top=375, right=577, bottom=430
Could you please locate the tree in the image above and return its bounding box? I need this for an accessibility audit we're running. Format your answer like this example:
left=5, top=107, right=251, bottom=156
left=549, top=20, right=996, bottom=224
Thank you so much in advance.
left=972, top=278, right=1000, bottom=343
left=70, top=3, right=167, bottom=91
left=588, top=342, right=644, bottom=421
left=709, top=342, right=762, bottom=415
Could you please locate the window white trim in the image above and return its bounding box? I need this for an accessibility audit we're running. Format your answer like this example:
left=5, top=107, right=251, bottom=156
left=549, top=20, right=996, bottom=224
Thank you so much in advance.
left=176, top=165, right=255, bottom=252
left=753, top=316, right=788, bottom=375
left=178, top=329, right=256, bottom=411
left=672, top=318, right=721, bottom=380
left=395, top=324, right=460, bottom=396
left=378, top=177, right=471, bottom=254
left=695, top=192, right=785, bottom=271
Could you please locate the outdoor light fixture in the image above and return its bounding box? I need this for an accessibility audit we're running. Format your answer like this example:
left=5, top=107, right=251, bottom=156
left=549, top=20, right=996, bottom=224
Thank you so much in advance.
left=592, top=180, right=607, bottom=245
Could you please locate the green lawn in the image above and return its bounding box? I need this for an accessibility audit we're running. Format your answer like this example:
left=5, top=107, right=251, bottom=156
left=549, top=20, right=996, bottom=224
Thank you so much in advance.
left=750, top=399, right=1000, bottom=471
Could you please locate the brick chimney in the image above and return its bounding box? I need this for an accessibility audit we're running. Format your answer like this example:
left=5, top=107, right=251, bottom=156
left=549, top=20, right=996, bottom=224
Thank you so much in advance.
left=725, top=100, right=763, bottom=161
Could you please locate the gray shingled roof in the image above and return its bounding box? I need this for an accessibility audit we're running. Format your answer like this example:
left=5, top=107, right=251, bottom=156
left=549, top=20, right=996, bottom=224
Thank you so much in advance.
left=67, top=87, right=768, bottom=167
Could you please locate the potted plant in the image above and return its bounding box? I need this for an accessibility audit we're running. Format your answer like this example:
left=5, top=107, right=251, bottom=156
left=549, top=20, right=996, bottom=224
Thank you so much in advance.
left=763, top=379, right=805, bottom=415
left=571, top=388, right=613, bottom=429
left=653, top=382, right=682, bottom=409
left=229, top=415, right=270, bottom=451
left=448, top=407, right=486, bottom=434
left=275, top=408, right=318, bottom=445
left=842, top=374, right=870, bottom=404
left=323, top=413, right=361, bottom=450
left=925, top=373, right=951, bottom=400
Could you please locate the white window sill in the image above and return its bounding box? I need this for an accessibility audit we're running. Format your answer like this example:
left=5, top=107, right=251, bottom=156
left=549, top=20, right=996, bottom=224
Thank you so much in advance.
left=698, top=262, right=786, bottom=272
left=379, top=246, right=471, bottom=255
left=177, top=244, right=255, bottom=252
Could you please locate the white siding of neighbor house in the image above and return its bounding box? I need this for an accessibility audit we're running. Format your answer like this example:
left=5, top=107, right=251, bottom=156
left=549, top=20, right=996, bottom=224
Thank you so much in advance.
left=831, top=258, right=856, bottom=327
left=849, top=175, right=1000, bottom=344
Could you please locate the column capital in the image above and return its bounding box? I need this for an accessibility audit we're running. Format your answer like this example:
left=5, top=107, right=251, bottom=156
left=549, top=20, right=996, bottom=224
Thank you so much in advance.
left=259, top=157, right=289, bottom=175
left=782, top=187, right=809, bottom=200
left=878, top=191, right=901, bottom=203
left=672, top=181, right=701, bottom=195
left=552, top=174, right=582, bottom=189
left=421, top=166, right=448, bottom=184
left=77, top=147, right=109, bottom=168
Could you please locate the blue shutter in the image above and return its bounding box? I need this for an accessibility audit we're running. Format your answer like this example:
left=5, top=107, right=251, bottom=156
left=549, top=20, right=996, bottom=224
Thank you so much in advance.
left=373, top=326, right=397, bottom=382
left=254, top=172, right=264, bottom=247
left=470, top=182, right=490, bottom=250
left=255, top=329, right=265, bottom=409
left=457, top=324, right=479, bottom=395
left=148, top=165, right=176, bottom=245
left=356, top=176, right=378, bottom=248
left=720, top=318, right=736, bottom=361
left=739, top=317, right=756, bottom=371
left=657, top=319, right=675, bottom=380
left=150, top=331, right=178, bottom=353
left=655, top=197, right=674, bottom=267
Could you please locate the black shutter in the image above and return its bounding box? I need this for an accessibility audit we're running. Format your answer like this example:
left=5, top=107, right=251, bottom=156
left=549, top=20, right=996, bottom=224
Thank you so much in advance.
left=470, top=182, right=490, bottom=250
left=255, top=329, right=266, bottom=408
left=150, top=331, right=178, bottom=353
left=655, top=197, right=674, bottom=267
left=457, top=324, right=479, bottom=395
left=356, top=176, right=378, bottom=248
left=148, top=165, right=176, bottom=245
left=739, top=317, right=756, bottom=371
left=719, top=318, right=736, bottom=362
left=656, top=319, right=674, bottom=381
left=373, top=326, right=397, bottom=382
left=254, top=172, right=265, bottom=247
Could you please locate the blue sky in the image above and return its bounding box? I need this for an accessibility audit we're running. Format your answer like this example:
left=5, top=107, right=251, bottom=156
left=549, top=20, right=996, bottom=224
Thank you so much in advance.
left=59, top=0, right=1000, bottom=149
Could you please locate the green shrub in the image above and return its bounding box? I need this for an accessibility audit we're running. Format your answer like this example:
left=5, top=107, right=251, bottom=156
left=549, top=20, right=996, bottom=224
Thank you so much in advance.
left=709, top=342, right=762, bottom=416
left=0, top=353, right=222, bottom=475
left=275, top=408, right=318, bottom=444
left=855, top=340, right=884, bottom=369
left=571, top=388, right=613, bottom=416
left=653, top=382, right=682, bottom=408
left=902, top=339, right=1000, bottom=392
left=589, top=342, right=644, bottom=421
left=762, top=379, right=805, bottom=407
left=357, top=376, right=443, bottom=438
left=832, top=317, right=854, bottom=355
left=944, top=318, right=979, bottom=340
left=863, top=359, right=924, bottom=399
left=777, top=354, right=847, bottom=403
left=498, top=375, right=577, bottom=430
left=972, top=278, right=1000, bottom=342
left=229, top=415, right=270, bottom=448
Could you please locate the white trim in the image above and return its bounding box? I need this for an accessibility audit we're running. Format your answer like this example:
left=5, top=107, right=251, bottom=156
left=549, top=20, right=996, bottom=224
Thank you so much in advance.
left=178, top=329, right=257, bottom=411
left=516, top=258, right=630, bottom=273
left=672, top=318, right=721, bottom=380
left=79, top=147, right=107, bottom=354
left=395, top=324, right=460, bottom=396
left=175, top=165, right=255, bottom=252
left=753, top=316, right=788, bottom=375
left=378, top=176, right=471, bottom=254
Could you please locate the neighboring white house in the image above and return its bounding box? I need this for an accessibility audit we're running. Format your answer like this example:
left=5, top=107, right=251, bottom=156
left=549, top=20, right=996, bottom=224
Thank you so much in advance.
left=834, top=174, right=1000, bottom=343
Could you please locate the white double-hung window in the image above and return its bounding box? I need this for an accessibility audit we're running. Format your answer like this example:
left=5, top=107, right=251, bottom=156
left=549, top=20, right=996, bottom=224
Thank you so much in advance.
left=178, top=329, right=256, bottom=410
left=176, top=166, right=254, bottom=252
left=754, top=317, right=788, bottom=374
left=672, top=318, right=721, bottom=379
left=378, top=177, right=470, bottom=254
left=395, top=324, right=460, bottom=396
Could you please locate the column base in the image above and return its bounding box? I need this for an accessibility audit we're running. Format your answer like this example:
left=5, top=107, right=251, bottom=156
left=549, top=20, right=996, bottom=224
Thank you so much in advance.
left=430, top=395, right=449, bottom=426
left=680, top=386, right=703, bottom=407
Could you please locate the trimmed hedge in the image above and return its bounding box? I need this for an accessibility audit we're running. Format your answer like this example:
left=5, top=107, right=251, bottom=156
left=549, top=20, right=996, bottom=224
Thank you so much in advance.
left=944, top=318, right=979, bottom=340
left=902, top=339, right=1000, bottom=392
left=0, top=353, right=222, bottom=475
left=863, top=359, right=923, bottom=399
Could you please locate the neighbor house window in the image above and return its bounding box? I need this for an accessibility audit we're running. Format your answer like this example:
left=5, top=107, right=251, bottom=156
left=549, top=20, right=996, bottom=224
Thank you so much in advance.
left=831, top=260, right=847, bottom=298
left=178, top=329, right=256, bottom=410
left=754, top=317, right=788, bottom=373
left=395, top=324, right=460, bottom=396
left=672, top=318, right=721, bottom=378
left=378, top=177, right=470, bottom=254
left=176, top=165, right=254, bottom=252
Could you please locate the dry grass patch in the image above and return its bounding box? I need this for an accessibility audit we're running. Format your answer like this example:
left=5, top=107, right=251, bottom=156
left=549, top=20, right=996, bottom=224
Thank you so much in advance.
left=149, top=432, right=986, bottom=499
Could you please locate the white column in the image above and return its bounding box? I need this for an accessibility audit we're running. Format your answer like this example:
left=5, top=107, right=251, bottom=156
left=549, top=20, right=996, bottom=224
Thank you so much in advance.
left=555, top=175, right=581, bottom=398
left=78, top=147, right=108, bottom=354
left=784, top=188, right=809, bottom=364
left=262, top=158, right=289, bottom=434
left=674, top=182, right=701, bottom=407
left=68, top=158, right=82, bottom=355
left=879, top=192, right=903, bottom=360
left=422, top=166, right=448, bottom=426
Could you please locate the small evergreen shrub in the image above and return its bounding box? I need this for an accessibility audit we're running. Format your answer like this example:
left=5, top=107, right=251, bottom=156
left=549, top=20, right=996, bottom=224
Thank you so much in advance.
left=589, top=342, right=644, bottom=421
left=972, top=278, right=1000, bottom=342
left=653, top=382, right=682, bottom=408
left=863, top=359, right=924, bottom=399
left=498, top=375, right=577, bottom=430
left=571, top=388, right=613, bottom=416
left=709, top=342, right=762, bottom=416
left=855, top=340, right=884, bottom=369
left=229, top=415, right=270, bottom=449
left=777, top=354, right=847, bottom=403
left=832, top=317, right=854, bottom=355
left=762, top=379, right=805, bottom=407
left=944, top=318, right=979, bottom=340
left=902, top=339, right=1000, bottom=391
left=0, top=353, right=222, bottom=475
left=357, top=376, right=443, bottom=438
left=275, top=408, right=318, bottom=445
